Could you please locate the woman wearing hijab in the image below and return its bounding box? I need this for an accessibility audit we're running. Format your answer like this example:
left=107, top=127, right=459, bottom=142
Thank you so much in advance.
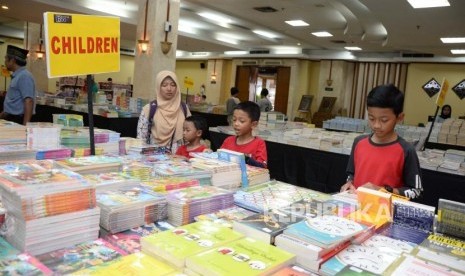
left=436, top=104, right=452, bottom=123
left=137, top=70, right=191, bottom=153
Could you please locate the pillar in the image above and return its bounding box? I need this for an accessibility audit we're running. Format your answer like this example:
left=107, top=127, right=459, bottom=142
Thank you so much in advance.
left=133, top=0, right=180, bottom=100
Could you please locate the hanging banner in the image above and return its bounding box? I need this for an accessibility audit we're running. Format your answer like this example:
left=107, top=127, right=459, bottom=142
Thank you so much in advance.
left=435, top=78, right=449, bottom=107
left=43, top=12, right=120, bottom=78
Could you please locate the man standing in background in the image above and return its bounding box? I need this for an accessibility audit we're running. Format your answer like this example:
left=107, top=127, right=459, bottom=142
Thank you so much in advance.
left=0, top=45, right=36, bottom=125
left=226, top=87, right=240, bottom=125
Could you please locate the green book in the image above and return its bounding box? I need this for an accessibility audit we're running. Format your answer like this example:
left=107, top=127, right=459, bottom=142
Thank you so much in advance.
left=141, top=221, right=244, bottom=268
left=186, top=237, right=295, bottom=276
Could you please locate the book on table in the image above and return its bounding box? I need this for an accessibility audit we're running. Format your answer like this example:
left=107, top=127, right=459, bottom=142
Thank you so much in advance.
left=347, top=186, right=392, bottom=230
left=436, top=198, right=465, bottom=239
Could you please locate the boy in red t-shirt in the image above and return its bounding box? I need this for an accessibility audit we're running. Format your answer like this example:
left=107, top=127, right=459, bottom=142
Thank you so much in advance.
left=175, top=115, right=209, bottom=158
left=221, top=101, right=267, bottom=168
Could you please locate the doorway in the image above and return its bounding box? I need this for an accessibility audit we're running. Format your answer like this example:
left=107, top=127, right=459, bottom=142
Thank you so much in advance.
left=235, top=65, right=290, bottom=114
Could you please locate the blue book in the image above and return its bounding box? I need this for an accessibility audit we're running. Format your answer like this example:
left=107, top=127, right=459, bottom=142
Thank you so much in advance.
left=217, top=149, right=248, bottom=188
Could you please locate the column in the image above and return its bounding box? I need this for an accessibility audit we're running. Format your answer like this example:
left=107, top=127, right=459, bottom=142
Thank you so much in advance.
left=133, top=0, right=180, bottom=100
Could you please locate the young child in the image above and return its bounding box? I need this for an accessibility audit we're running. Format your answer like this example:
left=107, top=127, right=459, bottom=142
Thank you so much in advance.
left=175, top=115, right=209, bottom=158
left=340, top=84, right=423, bottom=200
left=220, top=101, right=267, bottom=168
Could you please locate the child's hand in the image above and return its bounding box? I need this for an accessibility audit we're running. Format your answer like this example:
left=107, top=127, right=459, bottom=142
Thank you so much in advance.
left=203, top=148, right=213, bottom=153
left=340, top=181, right=355, bottom=193
left=361, top=182, right=379, bottom=190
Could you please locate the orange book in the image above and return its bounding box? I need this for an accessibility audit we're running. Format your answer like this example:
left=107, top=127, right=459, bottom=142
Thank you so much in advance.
left=347, top=186, right=392, bottom=229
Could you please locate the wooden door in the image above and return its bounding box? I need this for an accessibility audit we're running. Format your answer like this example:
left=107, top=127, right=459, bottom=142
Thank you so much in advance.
left=274, top=67, right=291, bottom=114
left=235, top=66, right=253, bottom=102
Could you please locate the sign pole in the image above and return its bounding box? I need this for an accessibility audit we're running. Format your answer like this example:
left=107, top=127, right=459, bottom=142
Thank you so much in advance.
left=86, top=74, right=96, bottom=155
left=421, top=105, right=439, bottom=151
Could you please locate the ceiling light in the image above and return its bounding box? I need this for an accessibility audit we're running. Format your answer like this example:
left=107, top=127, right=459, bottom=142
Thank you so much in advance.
left=406, top=0, right=450, bottom=9
left=285, top=20, right=309, bottom=27
left=224, top=51, right=248, bottom=55
left=441, top=37, right=465, bottom=43
left=345, top=46, right=362, bottom=51
left=451, top=49, right=465, bottom=54
left=253, top=30, right=277, bottom=39
left=1, top=5, right=8, bottom=10
left=273, top=47, right=302, bottom=55
left=198, top=12, right=232, bottom=24
left=216, top=37, right=238, bottom=45
left=176, top=50, right=186, bottom=57
left=312, top=31, right=333, bottom=37
left=178, top=24, right=196, bottom=35
left=191, top=52, right=209, bottom=56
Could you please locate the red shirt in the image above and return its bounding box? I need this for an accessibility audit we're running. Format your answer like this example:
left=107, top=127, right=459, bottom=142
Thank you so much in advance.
left=175, top=144, right=207, bottom=158
left=220, top=136, right=267, bottom=165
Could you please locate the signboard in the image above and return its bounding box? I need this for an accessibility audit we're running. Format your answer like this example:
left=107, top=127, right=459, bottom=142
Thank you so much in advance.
left=184, top=77, right=194, bottom=89
left=43, top=12, right=120, bottom=78
left=435, top=78, right=449, bottom=107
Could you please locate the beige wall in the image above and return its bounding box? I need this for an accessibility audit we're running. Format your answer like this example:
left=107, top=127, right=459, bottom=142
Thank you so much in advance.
left=175, top=60, right=208, bottom=96
left=404, top=63, right=465, bottom=126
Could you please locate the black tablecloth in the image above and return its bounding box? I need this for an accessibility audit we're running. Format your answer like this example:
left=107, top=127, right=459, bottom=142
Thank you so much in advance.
left=210, top=130, right=465, bottom=209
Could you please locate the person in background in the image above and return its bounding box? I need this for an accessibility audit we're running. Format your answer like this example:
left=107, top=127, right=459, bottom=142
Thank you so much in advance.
left=226, top=87, right=240, bottom=125
left=340, top=84, right=423, bottom=200
left=137, top=70, right=191, bottom=153
left=0, top=45, right=36, bottom=125
left=257, top=88, right=272, bottom=112
left=436, top=104, right=451, bottom=123
left=175, top=115, right=210, bottom=158
left=221, top=101, right=267, bottom=168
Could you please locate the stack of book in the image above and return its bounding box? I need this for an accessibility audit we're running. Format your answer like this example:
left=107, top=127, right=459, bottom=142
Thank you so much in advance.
left=141, top=221, right=244, bottom=268
left=141, top=176, right=199, bottom=193
left=56, top=155, right=123, bottom=174
left=121, top=162, right=153, bottom=181
left=97, top=187, right=167, bottom=233
left=185, top=236, right=295, bottom=275
left=165, top=186, right=235, bottom=226
left=347, top=186, right=392, bottom=230
left=35, top=239, right=127, bottom=275
left=60, top=127, right=121, bottom=155
left=0, top=161, right=100, bottom=255
left=436, top=198, right=465, bottom=239
left=190, top=157, right=242, bottom=190
left=245, top=164, right=270, bottom=186
left=276, top=215, right=370, bottom=273
left=84, top=172, right=140, bottom=192
left=0, top=120, right=26, bottom=145
left=26, top=122, right=62, bottom=150
left=0, top=144, right=36, bottom=163
left=152, top=159, right=212, bottom=186
left=234, top=181, right=332, bottom=213
left=35, top=147, right=73, bottom=160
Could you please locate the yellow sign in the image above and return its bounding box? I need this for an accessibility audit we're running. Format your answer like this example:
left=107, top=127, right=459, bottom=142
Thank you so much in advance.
left=184, top=77, right=194, bottom=89
left=44, top=12, right=120, bottom=78
left=435, top=78, right=449, bottom=107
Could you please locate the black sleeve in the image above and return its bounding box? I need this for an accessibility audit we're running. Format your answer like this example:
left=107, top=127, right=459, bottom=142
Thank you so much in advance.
left=398, top=138, right=423, bottom=200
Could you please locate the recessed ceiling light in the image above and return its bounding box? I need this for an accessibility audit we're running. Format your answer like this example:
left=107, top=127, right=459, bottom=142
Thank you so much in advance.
left=312, top=31, right=333, bottom=37
left=224, top=51, right=248, bottom=55
left=441, top=37, right=465, bottom=43
left=345, top=46, right=362, bottom=51
left=198, top=12, right=232, bottom=24
left=216, top=37, right=238, bottom=45
left=285, top=20, right=309, bottom=27
left=253, top=30, right=277, bottom=39
left=297, top=42, right=301, bottom=46
left=407, top=0, right=450, bottom=9
left=178, top=24, right=196, bottom=35
left=451, top=49, right=465, bottom=54
left=1, top=5, right=8, bottom=10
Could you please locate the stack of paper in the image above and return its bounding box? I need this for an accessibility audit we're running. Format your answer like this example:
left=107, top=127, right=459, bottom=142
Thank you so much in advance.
left=0, top=120, right=26, bottom=145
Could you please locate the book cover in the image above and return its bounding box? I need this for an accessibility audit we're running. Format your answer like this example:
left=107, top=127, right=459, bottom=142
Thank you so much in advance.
left=195, top=206, right=256, bottom=228
left=185, top=237, right=295, bottom=276
left=347, top=187, right=392, bottom=229
left=0, top=253, right=52, bottom=275
left=217, top=148, right=248, bottom=188
left=391, top=199, right=435, bottom=233
left=267, top=264, right=318, bottom=276
left=334, top=265, right=377, bottom=276
left=414, top=233, right=465, bottom=272
left=362, top=234, right=416, bottom=256
left=385, top=254, right=464, bottom=276
left=0, top=237, right=20, bottom=258
left=379, top=222, right=429, bottom=245
left=278, top=198, right=337, bottom=219
left=233, top=211, right=303, bottom=244
left=320, top=244, right=398, bottom=275
left=141, top=221, right=244, bottom=268
left=35, top=239, right=126, bottom=275
left=73, top=252, right=177, bottom=276
left=283, top=216, right=367, bottom=248
left=437, top=198, right=465, bottom=239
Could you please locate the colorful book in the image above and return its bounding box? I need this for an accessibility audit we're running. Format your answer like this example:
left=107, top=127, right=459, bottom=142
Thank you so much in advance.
left=436, top=198, right=465, bottom=239
left=0, top=237, right=20, bottom=259
left=195, top=206, right=256, bottom=228
left=384, top=254, right=464, bottom=276
left=283, top=215, right=368, bottom=248
left=278, top=198, right=337, bottom=219
left=72, top=252, right=177, bottom=276
left=217, top=148, right=248, bottom=188
left=362, top=234, right=416, bottom=256
left=185, top=237, right=295, bottom=276
left=35, top=239, right=127, bottom=275
left=0, top=253, right=52, bottom=276
left=347, top=187, right=392, bottom=229
left=233, top=211, right=303, bottom=244
left=141, top=221, right=244, bottom=268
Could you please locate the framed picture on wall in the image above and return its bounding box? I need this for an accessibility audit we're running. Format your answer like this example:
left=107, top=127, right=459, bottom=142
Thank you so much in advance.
left=452, top=79, right=465, bottom=100
left=422, top=78, right=441, bottom=98
left=318, top=96, right=337, bottom=113
left=298, top=95, right=314, bottom=112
